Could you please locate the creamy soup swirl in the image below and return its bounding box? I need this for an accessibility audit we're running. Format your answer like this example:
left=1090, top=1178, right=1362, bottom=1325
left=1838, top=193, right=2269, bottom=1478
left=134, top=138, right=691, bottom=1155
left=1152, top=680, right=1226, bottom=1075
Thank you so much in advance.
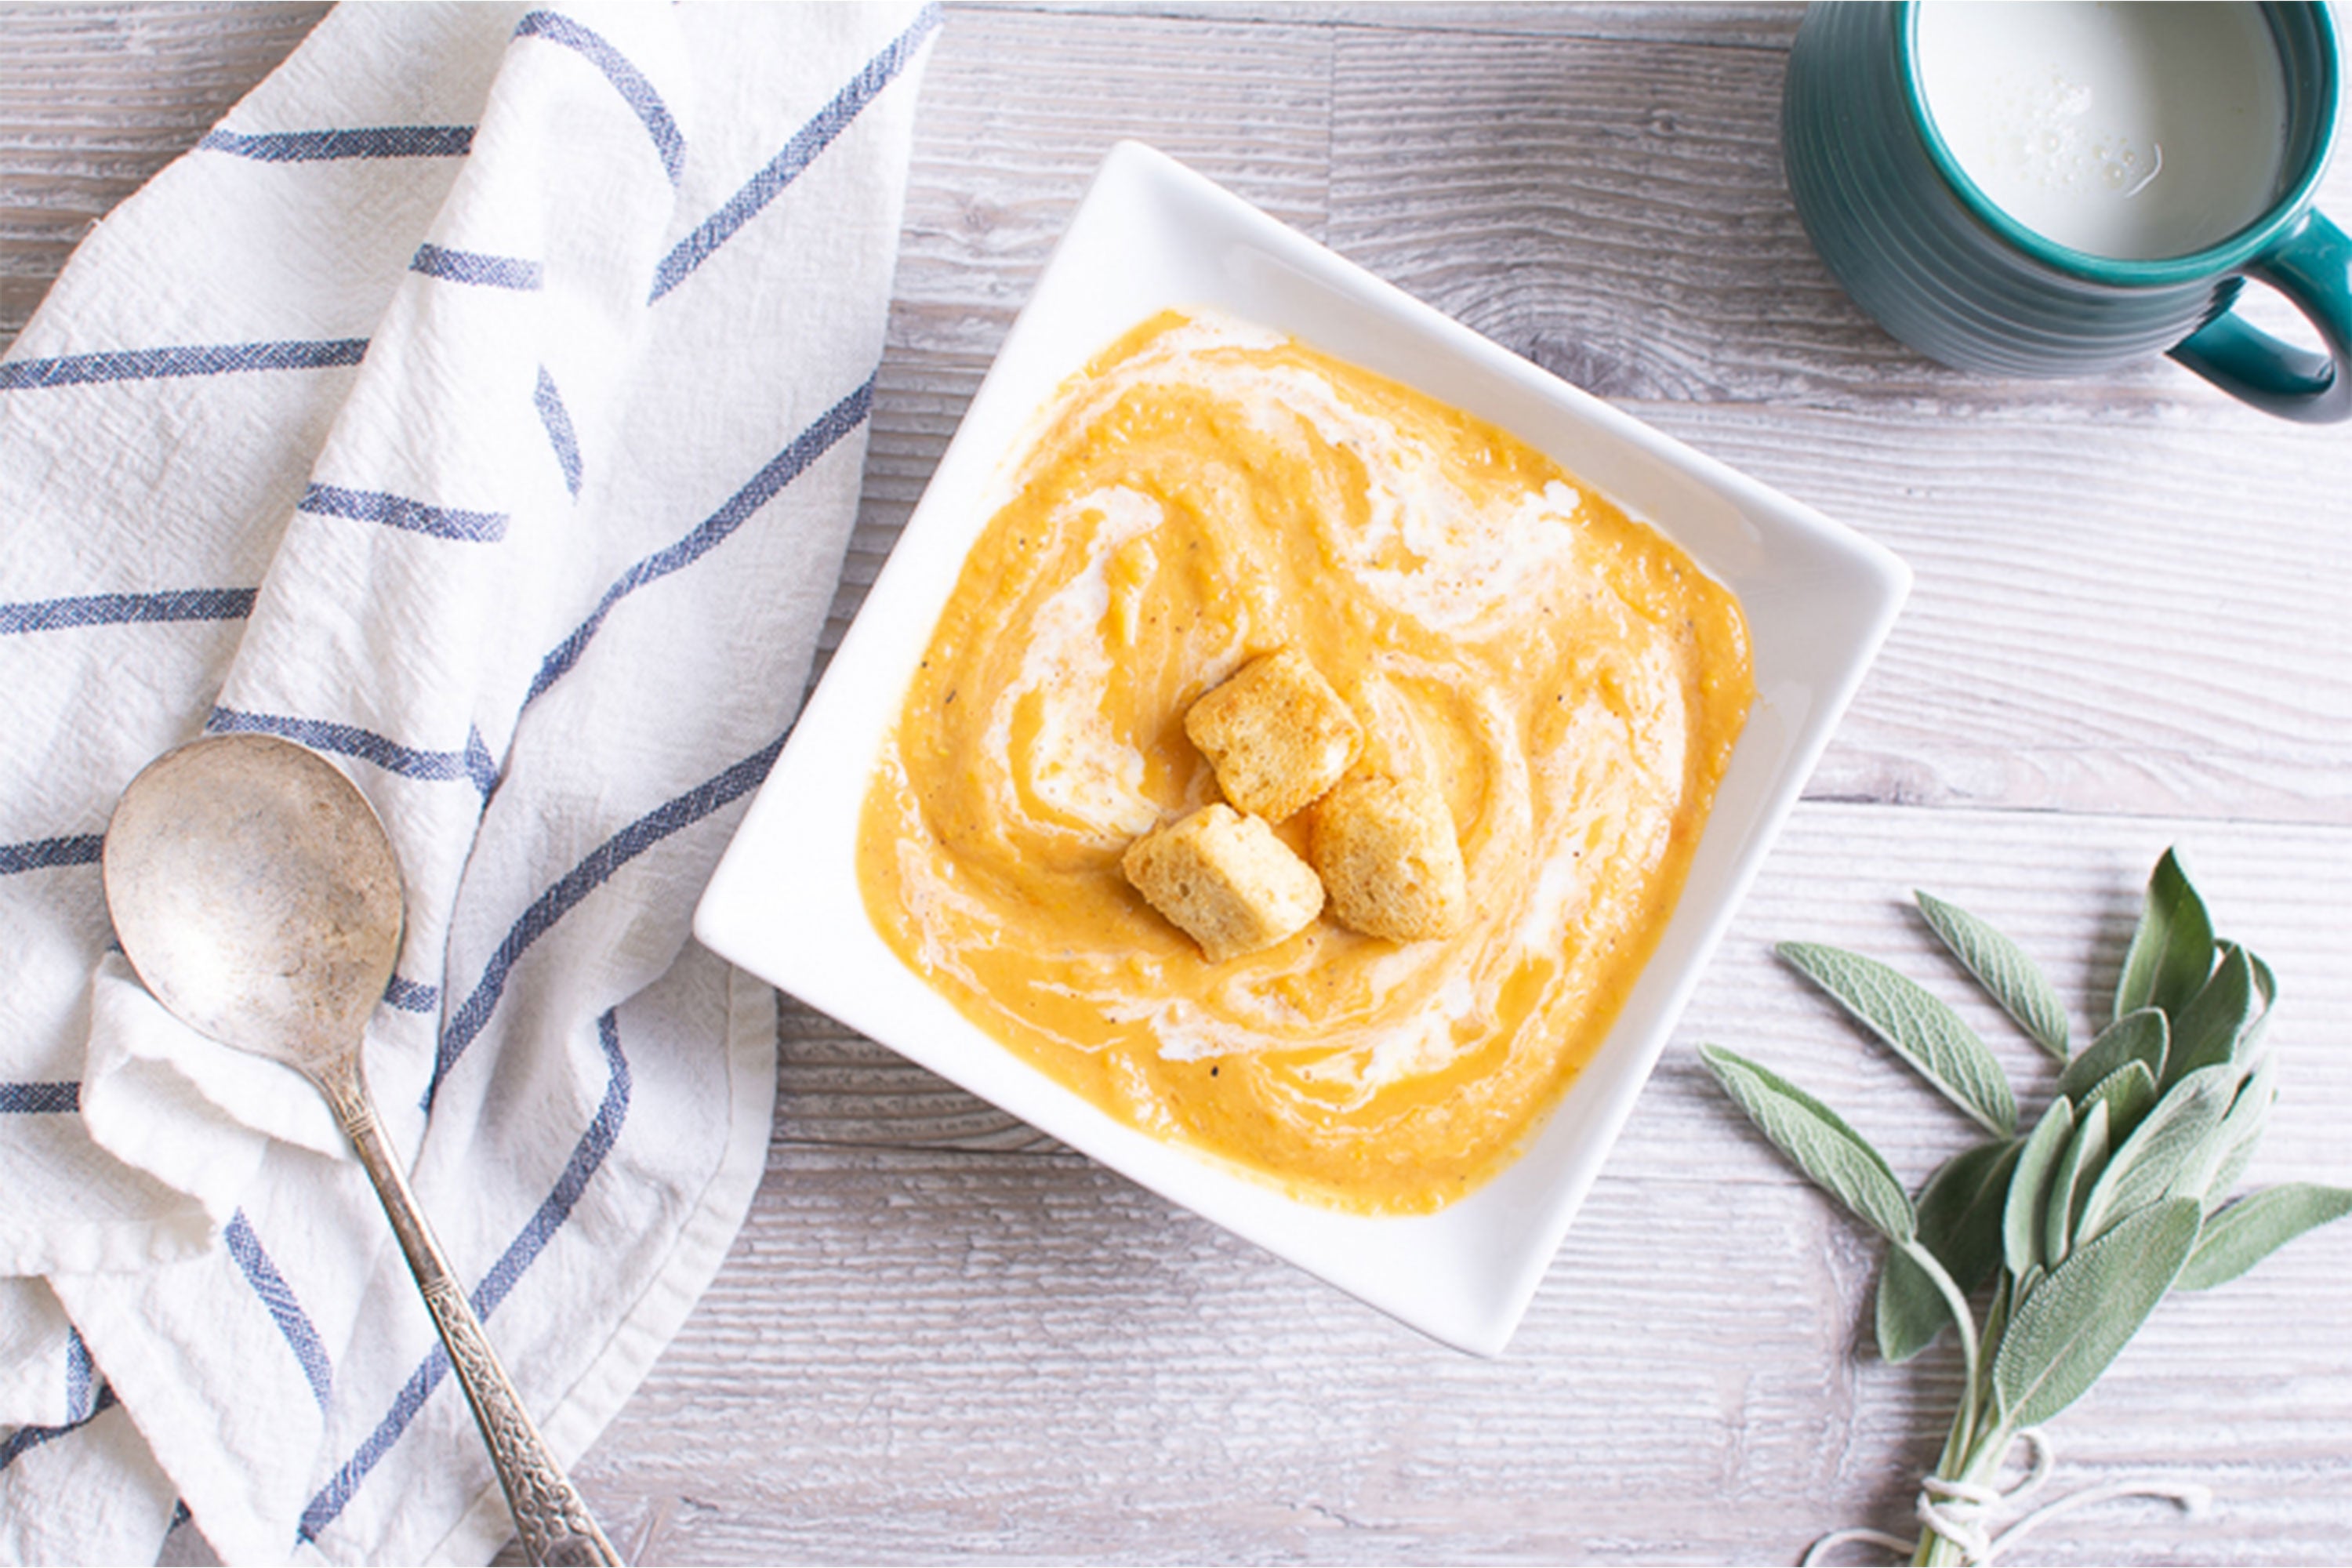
left=858, top=312, right=1753, bottom=1214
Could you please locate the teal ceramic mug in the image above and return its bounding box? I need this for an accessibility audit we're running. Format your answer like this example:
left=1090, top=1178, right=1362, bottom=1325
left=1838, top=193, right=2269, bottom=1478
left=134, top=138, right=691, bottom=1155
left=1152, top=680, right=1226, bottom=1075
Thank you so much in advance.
left=1784, top=2, right=2350, bottom=423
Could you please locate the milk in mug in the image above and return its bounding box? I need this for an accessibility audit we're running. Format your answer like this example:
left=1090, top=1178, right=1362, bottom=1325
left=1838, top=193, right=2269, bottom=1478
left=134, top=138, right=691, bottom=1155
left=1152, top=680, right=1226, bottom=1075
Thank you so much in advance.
left=1915, top=2, right=2291, bottom=260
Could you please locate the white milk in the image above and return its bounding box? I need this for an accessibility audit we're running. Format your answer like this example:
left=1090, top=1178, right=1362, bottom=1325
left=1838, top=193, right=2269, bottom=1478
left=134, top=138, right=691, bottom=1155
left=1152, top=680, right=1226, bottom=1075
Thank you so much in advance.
left=1916, top=2, right=2290, bottom=260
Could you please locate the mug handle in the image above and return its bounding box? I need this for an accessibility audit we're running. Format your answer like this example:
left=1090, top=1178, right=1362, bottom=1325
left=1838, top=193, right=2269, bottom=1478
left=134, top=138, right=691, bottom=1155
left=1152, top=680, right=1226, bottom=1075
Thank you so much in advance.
left=2169, top=209, right=2352, bottom=423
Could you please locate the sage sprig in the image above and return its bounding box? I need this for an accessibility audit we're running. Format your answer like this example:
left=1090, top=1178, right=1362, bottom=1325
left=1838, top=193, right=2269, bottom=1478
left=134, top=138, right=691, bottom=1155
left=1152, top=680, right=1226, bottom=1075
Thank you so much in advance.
left=1914, top=891, right=2068, bottom=1060
left=1704, top=851, right=2350, bottom=1566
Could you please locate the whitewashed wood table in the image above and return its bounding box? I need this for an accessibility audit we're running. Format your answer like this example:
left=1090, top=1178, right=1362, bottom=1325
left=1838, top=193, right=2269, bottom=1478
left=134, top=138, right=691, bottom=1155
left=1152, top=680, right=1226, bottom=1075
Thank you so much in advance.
left=7, top=5, right=2350, bottom=1563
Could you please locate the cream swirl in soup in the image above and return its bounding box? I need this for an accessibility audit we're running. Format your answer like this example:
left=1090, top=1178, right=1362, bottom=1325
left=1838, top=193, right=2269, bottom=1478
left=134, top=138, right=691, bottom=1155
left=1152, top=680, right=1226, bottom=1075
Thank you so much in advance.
left=858, top=312, right=1753, bottom=1214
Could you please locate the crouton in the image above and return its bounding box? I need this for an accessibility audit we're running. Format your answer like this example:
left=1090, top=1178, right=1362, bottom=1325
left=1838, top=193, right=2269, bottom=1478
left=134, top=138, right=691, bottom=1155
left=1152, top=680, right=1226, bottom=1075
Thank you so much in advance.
left=1311, top=776, right=1468, bottom=943
left=1122, top=804, right=1325, bottom=963
left=1182, top=649, right=1362, bottom=822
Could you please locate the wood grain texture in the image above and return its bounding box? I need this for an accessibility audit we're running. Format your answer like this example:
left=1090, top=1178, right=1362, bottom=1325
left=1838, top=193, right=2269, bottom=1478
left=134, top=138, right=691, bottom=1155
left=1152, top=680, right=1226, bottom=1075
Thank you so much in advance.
left=1633, top=400, right=2352, bottom=823
left=1321, top=15, right=2352, bottom=413
left=1004, top=3, right=1804, bottom=46
left=599, top=814, right=2352, bottom=1568
left=0, top=3, right=332, bottom=341
left=6, top=4, right=2350, bottom=1565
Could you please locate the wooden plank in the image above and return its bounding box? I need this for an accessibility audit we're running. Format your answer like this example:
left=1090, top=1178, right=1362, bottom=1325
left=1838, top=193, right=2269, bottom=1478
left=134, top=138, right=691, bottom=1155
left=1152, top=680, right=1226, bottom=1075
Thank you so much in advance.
left=1324, top=18, right=2352, bottom=414
left=0, top=4, right=330, bottom=342
left=1639, top=399, right=2352, bottom=824
left=592, top=1145, right=2352, bottom=1565
left=992, top=2, right=1804, bottom=49
left=597, top=803, right=2352, bottom=1564
left=884, top=5, right=1334, bottom=361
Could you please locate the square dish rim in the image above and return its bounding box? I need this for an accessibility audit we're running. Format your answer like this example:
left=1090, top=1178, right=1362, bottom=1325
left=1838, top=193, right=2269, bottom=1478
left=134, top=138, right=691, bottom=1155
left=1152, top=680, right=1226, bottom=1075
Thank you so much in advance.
left=694, top=139, right=1910, bottom=1356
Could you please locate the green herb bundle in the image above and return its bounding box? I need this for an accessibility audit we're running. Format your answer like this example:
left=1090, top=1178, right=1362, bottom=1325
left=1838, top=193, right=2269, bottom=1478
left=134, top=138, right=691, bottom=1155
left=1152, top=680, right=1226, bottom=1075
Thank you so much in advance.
left=1703, top=851, right=2352, bottom=1566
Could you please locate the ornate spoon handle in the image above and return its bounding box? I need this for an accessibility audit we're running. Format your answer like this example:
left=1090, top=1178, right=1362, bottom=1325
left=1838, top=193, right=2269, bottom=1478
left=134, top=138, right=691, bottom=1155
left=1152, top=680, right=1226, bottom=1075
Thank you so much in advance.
left=322, top=1065, right=623, bottom=1566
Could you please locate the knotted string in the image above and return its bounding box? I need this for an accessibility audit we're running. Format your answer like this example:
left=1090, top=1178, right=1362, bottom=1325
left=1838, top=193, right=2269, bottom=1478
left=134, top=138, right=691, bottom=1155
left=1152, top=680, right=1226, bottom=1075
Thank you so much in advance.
left=1802, top=1429, right=2212, bottom=1566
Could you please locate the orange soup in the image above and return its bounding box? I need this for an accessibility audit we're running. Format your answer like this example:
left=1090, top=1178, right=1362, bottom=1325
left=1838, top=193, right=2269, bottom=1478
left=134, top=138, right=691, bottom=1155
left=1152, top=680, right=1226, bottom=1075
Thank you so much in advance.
left=857, top=312, right=1753, bottom=1214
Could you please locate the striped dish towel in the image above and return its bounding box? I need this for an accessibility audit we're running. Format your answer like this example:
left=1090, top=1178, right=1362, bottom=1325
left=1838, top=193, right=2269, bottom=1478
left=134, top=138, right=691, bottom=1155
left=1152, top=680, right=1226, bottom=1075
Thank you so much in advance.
left=0, top=3, right=938, bottom=1561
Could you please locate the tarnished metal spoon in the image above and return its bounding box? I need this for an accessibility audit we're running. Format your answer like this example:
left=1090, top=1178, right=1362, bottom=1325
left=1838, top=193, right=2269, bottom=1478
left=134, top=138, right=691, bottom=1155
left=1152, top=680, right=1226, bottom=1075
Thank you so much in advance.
left=103, top=733, right=621, bottom=1566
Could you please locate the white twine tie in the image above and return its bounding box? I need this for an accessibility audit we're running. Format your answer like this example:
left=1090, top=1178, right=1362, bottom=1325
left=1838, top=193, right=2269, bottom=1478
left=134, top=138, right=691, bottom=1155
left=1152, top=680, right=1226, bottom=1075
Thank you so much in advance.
left=1802, top=1429, right=2213, bottom=1566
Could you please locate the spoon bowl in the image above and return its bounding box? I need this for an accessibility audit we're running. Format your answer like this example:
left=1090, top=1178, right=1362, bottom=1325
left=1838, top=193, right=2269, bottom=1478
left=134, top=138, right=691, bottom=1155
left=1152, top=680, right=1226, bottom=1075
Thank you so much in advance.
left=103, top=733, right=621, bottom=1566
left=103, top=732, right=402, bottom=1075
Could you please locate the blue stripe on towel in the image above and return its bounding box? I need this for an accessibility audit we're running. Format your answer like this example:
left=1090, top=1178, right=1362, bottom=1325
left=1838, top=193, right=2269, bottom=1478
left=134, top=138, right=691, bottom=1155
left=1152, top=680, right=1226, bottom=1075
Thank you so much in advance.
left=475, top=1011, right=632, bottom=1311
left=534, top=368, right=583, bottom=496
left=383, top=978, right=440, bottom=1014
left=410, top=243, right=543, bottom=292
left=209, top=708, right=498, bottom=802
left=64, top=1330, right=93, bottom=1422
left=0, top=1385, right=118, bottom=1475
left=200, top=126, right=475, bottom=162
left=650, top=5, right=940, bottom=301
left=383, top=975, right=440, bottom=1014
left=0, top=1082, right=81, bottom=1113
left=299, top=1011, right=630, bottom=1542
left=297, top=483, right=507, bottom=543
left=514, top=11, right=684, bottom=183
left=526, top=375, right=872, bottom=706
left=465, top=726, right=502, bottom=800
left=225, top=1211, right=336, bottom=1410
left=0, top=588, right=257, bottom=635
left=0, top=836, right=103, bottom=877
left=0, top=339, right=368, bottom=391
left=426, top=733, right=783, bottom=1106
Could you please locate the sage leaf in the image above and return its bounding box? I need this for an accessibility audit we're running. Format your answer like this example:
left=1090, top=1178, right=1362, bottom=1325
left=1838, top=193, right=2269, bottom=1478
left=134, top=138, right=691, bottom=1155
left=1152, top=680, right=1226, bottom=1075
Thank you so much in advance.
left=2162, top=944, right=2259, bottom=1091
left=2114, top=848, right=2214, bottom=1022
left=1875, top=1252, right=1947, bottom=1367
left=2005, top=1096, right=2076, bottom=1278
left=2077, top=1059, right=2157, bottom=1146
left=2176, top=1185, right=2352, bottom=1291
left=2176, top=1053, right=2278, bottom=1208
left=1704, top=849, right=2318, bottom=1527
left=2075, top=1064, right=2235, bottom=1243
left=2011, top=1262, right=2046, bottom=1318
left=1993, top=1197, right=2201, bottom=1428
left=2202, top=1124, right=2267, bottom=1208
left=1878, top=1137, right=2022, bottom=1363
left=1915, top=891, right=2069, bottom=1059
left=2044, top=1098, right=2111, bottom=1267
left=2219, top=946, right=2280, bottom=1065
left=2239, top=971, right=2278, bottom=1059
left=2245, top=949, right=2278, bottom=1055
left=2057, top=1009, right=2169, bottom=1105
left=1700, top=1045, right=1915, bottom=1243
left=1778, top=942, right=2017, bottom=1136
left=1978, top=1266, right=2017, bottom=1357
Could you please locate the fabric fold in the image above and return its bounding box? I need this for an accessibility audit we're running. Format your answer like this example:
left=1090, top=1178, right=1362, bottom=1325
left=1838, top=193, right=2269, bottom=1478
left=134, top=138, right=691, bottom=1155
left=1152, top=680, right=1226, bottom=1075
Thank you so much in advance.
left=1, top=3, right=938, bottom=1559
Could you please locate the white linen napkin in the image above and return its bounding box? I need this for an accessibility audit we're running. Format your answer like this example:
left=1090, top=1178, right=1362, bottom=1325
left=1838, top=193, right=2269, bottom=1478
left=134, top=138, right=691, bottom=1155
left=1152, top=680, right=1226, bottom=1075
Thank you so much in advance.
left=0, top=3, right=938, bottom=1560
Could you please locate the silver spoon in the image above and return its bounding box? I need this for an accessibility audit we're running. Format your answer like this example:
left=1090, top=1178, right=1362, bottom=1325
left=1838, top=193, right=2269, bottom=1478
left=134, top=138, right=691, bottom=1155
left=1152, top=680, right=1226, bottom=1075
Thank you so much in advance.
left=103, top=733, right=622, bottom=1566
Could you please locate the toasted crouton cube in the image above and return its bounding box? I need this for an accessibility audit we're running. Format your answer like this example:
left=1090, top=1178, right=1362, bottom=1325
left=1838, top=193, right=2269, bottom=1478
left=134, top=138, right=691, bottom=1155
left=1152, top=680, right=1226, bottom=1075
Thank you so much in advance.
left=1183, top=649, right=1362, bottom=822
left=1311, top=776, right=1468, bottom=943
left=1122, top=804, right=1324, bottom=963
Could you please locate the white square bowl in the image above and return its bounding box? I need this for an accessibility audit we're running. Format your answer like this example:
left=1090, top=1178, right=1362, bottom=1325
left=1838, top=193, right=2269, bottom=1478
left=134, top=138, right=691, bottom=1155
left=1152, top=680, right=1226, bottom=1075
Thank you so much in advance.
left=694, top=141, right=1909, bottom=1356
